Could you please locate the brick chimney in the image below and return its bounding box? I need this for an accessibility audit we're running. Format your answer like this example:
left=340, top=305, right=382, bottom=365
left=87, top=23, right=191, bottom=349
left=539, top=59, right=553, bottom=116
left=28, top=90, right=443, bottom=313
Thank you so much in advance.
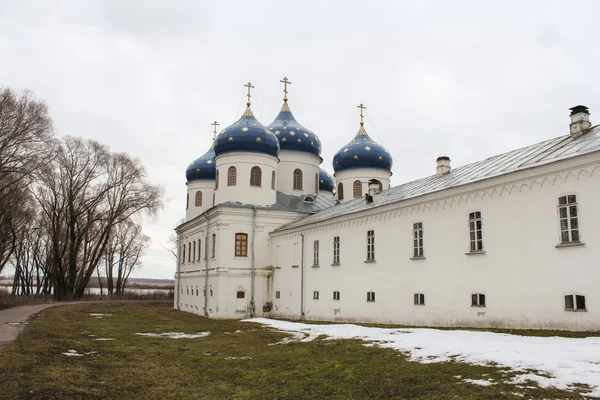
left=569, top=105, right=591, bottom=138
left=436, top=156, right=451, bottom=175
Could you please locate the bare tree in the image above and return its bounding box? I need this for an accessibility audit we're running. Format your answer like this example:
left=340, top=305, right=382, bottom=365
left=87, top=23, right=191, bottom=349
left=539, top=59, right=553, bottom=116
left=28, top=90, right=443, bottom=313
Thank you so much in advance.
left=161, top=218, right=184, bottom=259
left=33, top=136, right=164, bottom=300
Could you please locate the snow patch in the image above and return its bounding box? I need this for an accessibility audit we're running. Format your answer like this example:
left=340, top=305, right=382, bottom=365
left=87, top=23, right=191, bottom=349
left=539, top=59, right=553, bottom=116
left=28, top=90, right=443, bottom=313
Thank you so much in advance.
left=89, top=314, right=112, bottom=317
left=462, top=378, right=496, bottom=386
left=245, top=318, right=600, bottom=397
left=61, top=350, right=97, bottom=357
left=6, top=322, right=28, bottom=326
left=135, top=332, right=211, bottom=339
left=93, top=338, right=115, bottom=341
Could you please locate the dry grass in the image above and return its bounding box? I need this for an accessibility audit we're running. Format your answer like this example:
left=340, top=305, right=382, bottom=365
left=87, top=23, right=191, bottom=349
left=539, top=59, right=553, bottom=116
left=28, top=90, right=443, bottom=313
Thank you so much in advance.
left=0, top=302, right=588, bottom=399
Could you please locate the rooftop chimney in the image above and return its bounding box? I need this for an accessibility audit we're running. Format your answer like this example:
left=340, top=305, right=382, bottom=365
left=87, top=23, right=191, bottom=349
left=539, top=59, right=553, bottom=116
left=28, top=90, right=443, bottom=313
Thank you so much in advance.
left=436, top=156, right=451, bottom=176
left=569, top=105, right=591, bottom=138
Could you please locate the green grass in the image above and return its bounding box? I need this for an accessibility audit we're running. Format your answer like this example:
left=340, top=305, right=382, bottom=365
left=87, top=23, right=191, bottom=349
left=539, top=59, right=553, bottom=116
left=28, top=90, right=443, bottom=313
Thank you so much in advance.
left=0, top=303, right=588, bottom=399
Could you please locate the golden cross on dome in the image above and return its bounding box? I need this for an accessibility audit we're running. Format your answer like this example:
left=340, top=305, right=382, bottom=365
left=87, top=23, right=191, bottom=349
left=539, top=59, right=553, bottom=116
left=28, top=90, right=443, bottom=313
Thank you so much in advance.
left=244, top=82, right=255, bottom=105
left=280, top=77, right=292, bottom=101
left=211, top=121, right=220, bottom=140
left=358, top=103, right=366, bottom=126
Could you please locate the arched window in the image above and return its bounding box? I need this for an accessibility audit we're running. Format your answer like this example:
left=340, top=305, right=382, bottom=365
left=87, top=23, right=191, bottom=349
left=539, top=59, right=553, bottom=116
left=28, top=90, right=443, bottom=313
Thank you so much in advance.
left=195, top=191, right=203, bottom=207
left=186, top=193, right=189, bottom=209
left=293, top=169, right=303, bottom=190
left=215, top=169, right=219, bottom=189
left=337, top=182, right=344, bottom=200
left=271, top=171, right=276, bottom=190
left=314, top=173, right=319, bottom=193
left=353, top=180, right=362, bottom=198
left=250, top=166, right=262, bottom=187
left=227, top=166, right=237, bottom=186
left=372, top=179, right=383, bottom=192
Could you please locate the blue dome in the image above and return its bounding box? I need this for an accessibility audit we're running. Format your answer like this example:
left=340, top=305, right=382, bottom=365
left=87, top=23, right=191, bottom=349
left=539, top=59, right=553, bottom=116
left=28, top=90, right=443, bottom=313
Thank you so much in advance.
left=333, top=125, right=393, bottom=173
left=267, top=102, right=322, bottom=157
left=214, top=106, right=279, bottom=157
left=186, top=142, right=216, bottom=182
left=319, top=168, right=335, bottom=192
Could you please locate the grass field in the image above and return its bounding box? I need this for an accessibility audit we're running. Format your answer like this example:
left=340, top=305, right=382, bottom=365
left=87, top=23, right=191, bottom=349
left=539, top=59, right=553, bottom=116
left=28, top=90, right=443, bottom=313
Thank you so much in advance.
left=0, top=302, right=589, bottom=399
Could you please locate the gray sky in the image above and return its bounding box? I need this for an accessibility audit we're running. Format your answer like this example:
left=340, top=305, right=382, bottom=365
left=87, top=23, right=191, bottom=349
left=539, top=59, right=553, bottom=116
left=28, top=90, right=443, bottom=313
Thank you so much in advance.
left=1, top=1, right=599, bottom=279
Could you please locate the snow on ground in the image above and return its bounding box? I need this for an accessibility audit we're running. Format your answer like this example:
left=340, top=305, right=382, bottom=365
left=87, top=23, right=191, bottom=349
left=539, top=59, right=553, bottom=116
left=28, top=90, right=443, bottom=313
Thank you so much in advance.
left=135, top=332, right=211, bottom=339
left=61, top=350, right=97, bottom=357
left=246, top=318, right=600, bottom=397
left=462, top=378, right=496, bottom=386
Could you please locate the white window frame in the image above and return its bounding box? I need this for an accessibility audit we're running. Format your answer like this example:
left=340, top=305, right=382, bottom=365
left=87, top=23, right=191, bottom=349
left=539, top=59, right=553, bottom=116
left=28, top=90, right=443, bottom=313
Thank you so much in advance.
left=471, top=293, right=486, bottom=307
left=564, top=294, right=586, bottom=311
left=414, top=293, right=425, bottom=305
left=558, top=195, right=580, bottom=243
left=468, top=212, right=483, bottom=252
left=366, top=230, right=375, bottom=261
left=413, top=222, right=424, bottom=257
left=333, top=236, right=340, bottom=264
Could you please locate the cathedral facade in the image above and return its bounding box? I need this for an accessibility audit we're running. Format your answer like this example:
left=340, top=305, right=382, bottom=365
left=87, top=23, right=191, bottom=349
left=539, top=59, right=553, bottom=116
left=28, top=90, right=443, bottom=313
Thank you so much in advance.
left=175, top=82, right=600, bottom=331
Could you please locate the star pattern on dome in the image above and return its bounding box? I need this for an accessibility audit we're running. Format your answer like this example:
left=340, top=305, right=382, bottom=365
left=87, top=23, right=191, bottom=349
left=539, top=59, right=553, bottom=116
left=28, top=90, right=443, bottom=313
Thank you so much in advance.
left=320, top=180, right=324, bottom=183
left=196, top=168, right=200, bottom=172
left=282, top=138, right=287, bottom=142
left=256, top=137, right=261, bottom=142
left=242, top=127, right=249, bottom=132
left=228, top=137, right=234, bottom=142
left=297, top=139, right=301, bottom=143
left=353, top=155, right=359, bottom=159
left=343, top=148, right=349, bottom=153
left=378, top=156, right=383, bottom=160
left=289, top=131, right=295, bottom=136
left=207, top=160, right=213, bottom=164
left=304, top=133, right=309, bottom=138
left=274, top=130, right=280, bottom=135
left=365, top=146, right=371, bottom=151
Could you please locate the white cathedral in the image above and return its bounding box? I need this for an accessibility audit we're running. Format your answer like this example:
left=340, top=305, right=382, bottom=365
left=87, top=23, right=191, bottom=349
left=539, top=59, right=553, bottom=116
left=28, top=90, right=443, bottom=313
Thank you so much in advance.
left=175, top=79, right=600, bottom=331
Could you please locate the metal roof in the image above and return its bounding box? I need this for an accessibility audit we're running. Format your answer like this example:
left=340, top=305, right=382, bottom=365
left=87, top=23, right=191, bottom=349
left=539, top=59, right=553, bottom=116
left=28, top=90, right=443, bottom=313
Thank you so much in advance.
left=219, top=191, right=336, bottom=214
left=275, top=126, right=600, bottom=232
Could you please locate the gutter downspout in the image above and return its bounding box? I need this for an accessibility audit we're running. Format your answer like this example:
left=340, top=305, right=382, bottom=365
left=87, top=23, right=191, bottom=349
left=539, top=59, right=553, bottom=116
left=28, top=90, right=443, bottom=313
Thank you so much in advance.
left=300, top=233, right=305, bottom=321
left=250, top=206, right=257, bottom=317
left=203, top=211, right=210, bottom=317
left=175, top=230, right=181, bottom=311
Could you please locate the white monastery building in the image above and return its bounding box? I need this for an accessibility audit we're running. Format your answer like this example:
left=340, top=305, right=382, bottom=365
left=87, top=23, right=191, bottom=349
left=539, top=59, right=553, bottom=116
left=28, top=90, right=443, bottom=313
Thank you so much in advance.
left=175, top=79, right=600, bottom=331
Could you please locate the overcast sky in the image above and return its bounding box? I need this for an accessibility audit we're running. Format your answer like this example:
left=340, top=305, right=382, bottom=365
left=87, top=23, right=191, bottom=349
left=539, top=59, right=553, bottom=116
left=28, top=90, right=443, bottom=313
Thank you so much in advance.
left=1, top=1, right=599, bottom=279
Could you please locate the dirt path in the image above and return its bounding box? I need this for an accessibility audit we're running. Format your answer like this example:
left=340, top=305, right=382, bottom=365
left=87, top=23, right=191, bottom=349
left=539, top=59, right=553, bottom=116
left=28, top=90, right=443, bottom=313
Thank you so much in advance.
left=0, top=300, right=170, bottom=353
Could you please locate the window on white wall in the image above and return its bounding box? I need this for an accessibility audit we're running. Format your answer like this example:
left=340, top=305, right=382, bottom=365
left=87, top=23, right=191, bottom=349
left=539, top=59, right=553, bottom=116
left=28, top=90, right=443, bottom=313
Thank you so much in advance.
left=468, top=212, right=483, bottom=252
left=237, top=291, right=245, bottom=299
left=564, top=294, right=586, bottom=311
left=292, top=242, right=300, bottom=267
left=471, top=293, right=486, bottom=307
left=313, top=240, right=319, bottom=266
left=558, top=195, right=580, bottom=243
left=333, top=291, right=340, bottom=300
left=414, top=293, right=425, bottom=305
left=313, top=291, right=319, bottom=300
left=293, top=169, right=303, bottom=190
left=333, top=236, right=340, bottom=264
left=182, top=245, right=185, bottom=265
left=413, top=223, right=424, bottom=257
left=275, top=291, right=280, bottom=299
left=366, top=230, right=375, bottom=261
left=367, top=291, right=376, bottom=302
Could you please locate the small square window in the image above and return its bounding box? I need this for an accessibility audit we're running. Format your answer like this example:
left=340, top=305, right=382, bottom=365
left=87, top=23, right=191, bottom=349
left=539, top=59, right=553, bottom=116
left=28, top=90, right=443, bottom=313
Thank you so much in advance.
left=565, top=294, right=586, bottom=311
left=313, top=291, right=319, bottom=300
left=333, top=291, right=340, bottom=301
left=237, top=291, right=245, bottom=299
left=367, top=291, right=376, bottom=302
left=414, top=293, right=425, bottom=305
left=471, top=293, right=486, bottom=307
left=275, top=291, right=280, bottom=299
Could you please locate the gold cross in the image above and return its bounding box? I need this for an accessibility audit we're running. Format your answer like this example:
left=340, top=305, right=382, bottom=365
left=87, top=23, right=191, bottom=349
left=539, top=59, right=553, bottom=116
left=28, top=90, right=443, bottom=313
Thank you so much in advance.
left=358, top=103, right=366, bottom=126
left=280, top=77, right=292, bottom=101
left=244, top=82, right=255, bottom=105
left=211, top=121, right=220, bottom=140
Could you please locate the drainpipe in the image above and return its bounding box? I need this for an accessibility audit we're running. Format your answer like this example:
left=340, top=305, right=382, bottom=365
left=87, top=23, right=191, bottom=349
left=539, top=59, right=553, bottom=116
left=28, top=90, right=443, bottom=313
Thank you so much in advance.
left=300, top=233, right=305, bottom=321
left=250, top=206, right=257, bottom=317
left=175, top=230, right=181, bottom=311
left=203, top=211, right=210, bottom=317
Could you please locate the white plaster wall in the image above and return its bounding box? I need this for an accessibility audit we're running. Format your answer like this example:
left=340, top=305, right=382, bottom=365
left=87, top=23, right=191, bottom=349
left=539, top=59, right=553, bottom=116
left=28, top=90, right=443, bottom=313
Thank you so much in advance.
left=214, top=152, right=278, bottom=206
left=277, top=150, right=321, bottom=195
left=272, top=157, right=600, bottom=330
left=334, top=168, right=391, bottom=203
left=185, top=180, right=215, bottom=221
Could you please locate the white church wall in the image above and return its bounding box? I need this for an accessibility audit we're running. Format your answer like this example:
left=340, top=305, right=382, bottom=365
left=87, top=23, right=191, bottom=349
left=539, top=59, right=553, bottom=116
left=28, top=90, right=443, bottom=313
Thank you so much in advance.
left=214, top=152, right=278, bottom=206
left=276, top=150, right=321, bottom=195
left=185, top=180, right=215, bottom=221
left=334, top=167, right=391, bottom=203
left=272, top=155, right=600, bottom=330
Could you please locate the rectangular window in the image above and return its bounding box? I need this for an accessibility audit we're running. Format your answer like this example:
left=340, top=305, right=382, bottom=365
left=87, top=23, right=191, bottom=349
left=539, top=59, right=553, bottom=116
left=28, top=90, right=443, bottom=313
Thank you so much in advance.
left=558, top=195, right=580, bottom=243
left=313, top=291, right=319, bottom=300
left=367, top=291, right=376, bottom=302
left=333, top=291, right=340, bottom=300
left=413, top=223, right=424, bottom=257
left=186, top=286, right=189, bottom=295
left=235, top=233, right=248, bottom=257
left=275, top=291, right=280, bottom=299
left=471, top=293, right=486, bottom=307
left=565, top=294, right=586, bottom=311
left=313, top=240, right=319, bottom=266
left=196, top=286, right=199, bottom=296
left=188, top=242, right=191, bottom=262
left=198, top=239, right=201, bottom=261
left=367, top=230, right=375, bottom=261
left=468, top=212, right=483, bottom=251
left=237, top=291, right=245, bottom=299
left=193, top=241, right=196, bottom=262
left=182, top=245, right=186, bottom=265
left=414, top=293, right=425, bottom=305
left=333, top=236, right=340, bottom=264
left=212, top=233, right=216, bottom=258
